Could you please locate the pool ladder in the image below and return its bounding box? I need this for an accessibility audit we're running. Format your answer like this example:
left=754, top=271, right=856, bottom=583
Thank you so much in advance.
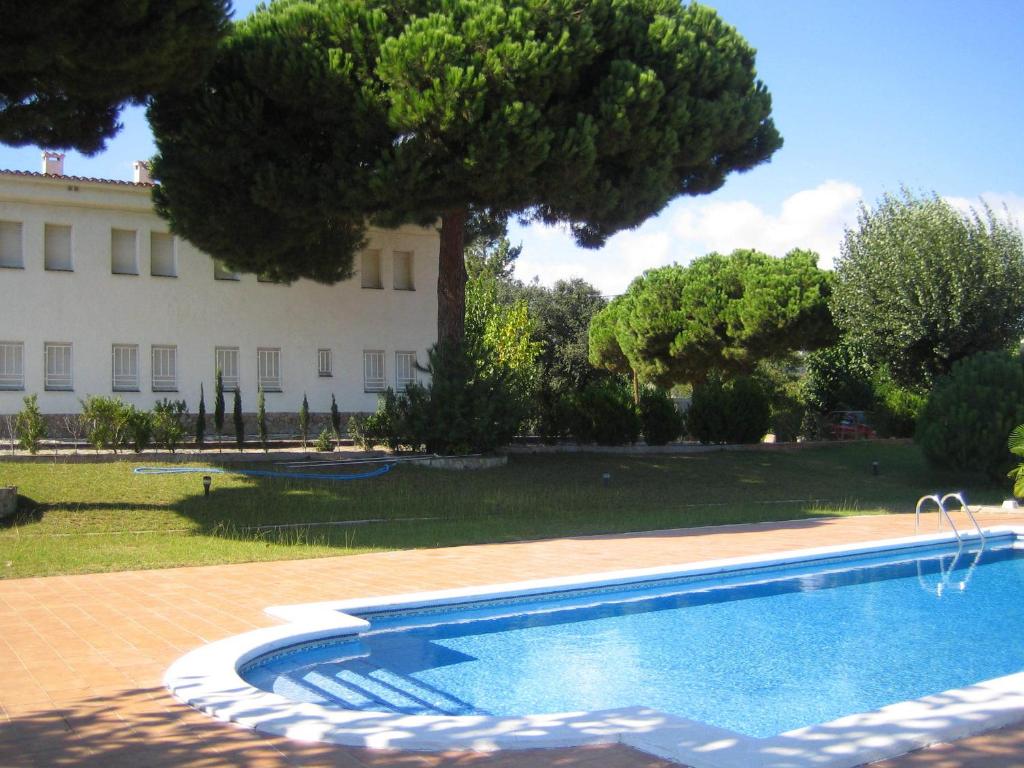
left=915, top=492, right=986, bottom=544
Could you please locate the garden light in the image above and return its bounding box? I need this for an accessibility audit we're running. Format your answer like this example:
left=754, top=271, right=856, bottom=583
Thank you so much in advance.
left=202, top=475, right=212, bottom=496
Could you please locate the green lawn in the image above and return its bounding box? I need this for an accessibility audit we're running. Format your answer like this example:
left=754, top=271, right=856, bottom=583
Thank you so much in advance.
left=0, top=443, right=1006, bottom=579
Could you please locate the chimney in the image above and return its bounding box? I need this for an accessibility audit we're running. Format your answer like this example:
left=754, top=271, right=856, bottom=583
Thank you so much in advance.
left=133, top=160, right=152, bottom=184
left=41, top=151, right=65, bottom=176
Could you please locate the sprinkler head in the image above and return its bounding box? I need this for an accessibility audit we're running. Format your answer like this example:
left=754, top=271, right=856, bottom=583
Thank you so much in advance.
left=202, top=475, right=212, bottom=496
left=602, top=472, right=611, bottom=487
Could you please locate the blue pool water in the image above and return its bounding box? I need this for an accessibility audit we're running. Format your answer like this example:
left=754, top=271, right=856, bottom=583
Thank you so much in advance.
left=242, top=539, right=1024, bottom=738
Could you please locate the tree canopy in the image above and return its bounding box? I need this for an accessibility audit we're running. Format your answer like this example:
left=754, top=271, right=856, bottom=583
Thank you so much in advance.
left=590, top=249, right=836, bottom=387
left=832, top=190, right=1024, bottom=388
left=149, top=0, right=782, bottom=344
left=0, top=0, right=229, bottom=153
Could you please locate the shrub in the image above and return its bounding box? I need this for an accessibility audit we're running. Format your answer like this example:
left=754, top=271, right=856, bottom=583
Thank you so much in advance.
left=568, top=379, right=640, bottom=446
left=638, top=388, right=683, bottom=445
left=1009, top=425, right=1024, bottom=497
left=214, top=369, right=225, bottom=447
left=195, top=382, right=206, bottom=449
left=125, top=407, right=153, bottom=453
left=257, top=388, right=268, bottom=451
left=330, top=394, right=341, bottom=439
left=80, top=395, right=131, bottom=452
left=152, top=399, right=188, bottom=453
left=14, top=395, right=46, bottom=454
left=298, top=393, right=310, bottom=448
left=917, top=350, right=1024, bottom=480
left=687, top=375, right=771, bottom=444
left=315, top=428, right=333, bottom=452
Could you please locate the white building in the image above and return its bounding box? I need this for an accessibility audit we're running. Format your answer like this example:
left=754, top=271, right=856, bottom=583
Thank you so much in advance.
left=0, top=155, right=439, bottom=426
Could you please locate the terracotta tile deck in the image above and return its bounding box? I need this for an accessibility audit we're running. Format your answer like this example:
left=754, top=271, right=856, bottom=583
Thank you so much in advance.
left=2, top=510, right=1024, bottom=767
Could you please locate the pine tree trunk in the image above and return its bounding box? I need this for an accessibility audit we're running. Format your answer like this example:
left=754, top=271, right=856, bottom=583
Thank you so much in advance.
left=437, top=208, right=468, bottom=346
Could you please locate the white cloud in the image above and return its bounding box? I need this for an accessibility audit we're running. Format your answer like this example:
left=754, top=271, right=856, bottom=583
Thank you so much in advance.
left=944, top=192, right=1024, bottom=228
left=512, top=180, right=864, bottom=295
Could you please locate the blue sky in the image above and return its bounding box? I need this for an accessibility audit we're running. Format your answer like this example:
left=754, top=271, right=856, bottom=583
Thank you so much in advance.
left=2, top=0, right=1021, bottom=293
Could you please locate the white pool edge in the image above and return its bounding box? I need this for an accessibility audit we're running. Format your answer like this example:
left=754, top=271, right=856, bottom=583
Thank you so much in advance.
left=165, top=525, right=1024, bottom=768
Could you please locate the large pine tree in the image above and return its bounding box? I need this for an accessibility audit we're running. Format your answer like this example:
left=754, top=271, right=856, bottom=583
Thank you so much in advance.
left=149, top=0, right=782, bottom=344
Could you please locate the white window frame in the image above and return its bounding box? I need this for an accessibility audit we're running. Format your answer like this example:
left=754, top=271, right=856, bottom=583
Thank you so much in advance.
left=150, top=231, right=176, bottom=277
left=395, top=351, right=417, bottom=390
left=393, top=251, right=414, bottom=290
left=258, top=347, right=282, bottom=392
left=151, top=345, right=178, bottom=392
left=111, top=344, right=139, bottom=391
left=215, top=347, right=240, bottom=392
left=0, top=221, right=23, bottom=269
left=318, top=348, right=332, bottom=377
left=0, top=342, right=24, bottom=390
left=44, top=342, right=73, bottom=391
left=361, top=250, right=382, bottom=289
left=110, top=228, right=138, bottom=275
left=44, top=223, right=72, bottom=271
left=363, top=350, right=385, bottom=392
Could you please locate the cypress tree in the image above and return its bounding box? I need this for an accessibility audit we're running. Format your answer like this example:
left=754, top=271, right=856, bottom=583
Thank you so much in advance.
left=257, top=387, right=268, bottom=452
left=195, top=382, right=206, bottom=450
left=298, top=393, right=310, bottom=449
left=232, top=387, right=244, bottom=450
left=213, top=368, right=225, bottom=451
left=330, top=394, right=341, bottom=445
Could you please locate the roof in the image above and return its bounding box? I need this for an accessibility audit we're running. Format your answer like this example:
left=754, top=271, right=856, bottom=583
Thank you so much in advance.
left=0, top=169, right=154, bottom=188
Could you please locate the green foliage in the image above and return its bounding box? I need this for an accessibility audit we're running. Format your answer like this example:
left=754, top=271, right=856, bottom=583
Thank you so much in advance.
left=1009, top=425, right=1024, bottom=498
left=568, top=379, right=641, bottom=446
left=871, top=377, right=925, bottom=439
left=195, top=383, right=206, bottom=449
left=802, top=342, right=877, bottom=414
left=125, top=408, right=153, bottom=454
left=590, top=249, right=836, bottom=387
left=298, top=393, right=310, bottom=448
left=150, top=0, right=780, bottom=339
left=80, top=395, right=131, bottom=452
left=916, top=351, right=1024, bottom=480
left=347, top=415, right=374, bottom=451
left=315, top=428, right=333, bottom=453
left=833, top=190, right=1024, bottom=388
left=14, top=395, right=46, bottom=454
left=214, top=369, right=225, bottom=439
left=1, top=0, right=229, bottom=152
left=330, top=394, right=341, bottom=439
left=638, top=388, right=683, bottom=446
left=152, top=399, right=188, bottom=453
left=232, top=388, right=244, bottom=450
left=686, top=375, right=771, bottom=444
left=257, top=388, right=268, bottom=452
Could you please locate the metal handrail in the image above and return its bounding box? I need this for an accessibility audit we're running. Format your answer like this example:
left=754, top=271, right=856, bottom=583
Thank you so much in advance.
left=940, top=492, right=987, bottom=542
left=916, top=494, right=963, bottom=544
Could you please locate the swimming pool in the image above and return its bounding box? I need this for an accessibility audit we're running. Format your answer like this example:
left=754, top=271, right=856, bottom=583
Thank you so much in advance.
left=166, top=527, right=1024, bottom=767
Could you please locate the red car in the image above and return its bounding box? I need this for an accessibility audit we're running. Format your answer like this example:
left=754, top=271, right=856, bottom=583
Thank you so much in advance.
left=826, top=411, right=877, bottom=440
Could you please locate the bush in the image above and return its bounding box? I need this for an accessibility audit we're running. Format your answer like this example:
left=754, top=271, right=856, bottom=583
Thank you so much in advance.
left=916, top=350, right=1024, bottom=480
left=568, top=379, right=640, bottom=446
left=125, top=408, right=153, bottom=453
left=152, top=399, right=188, bottom=453
left=232, top=388, right=244, bottom=449
left=687, top=375, right=771, bottom=444
left=638, top=388, right=683, bottom=445
left=15, top=395, right=46, bottom=454
left=872, top=379, right=925, bottom=438
left=315, top=428, right=333, bottom=452
left=80, top=395, right=131, bottom=452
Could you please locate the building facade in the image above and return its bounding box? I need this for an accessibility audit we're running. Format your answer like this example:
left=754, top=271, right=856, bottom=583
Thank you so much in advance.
left=0, top=164, right=439, bottom=425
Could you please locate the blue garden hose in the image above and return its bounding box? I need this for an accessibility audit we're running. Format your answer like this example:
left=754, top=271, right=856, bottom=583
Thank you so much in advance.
left=132, top=463, right=393, bottom=481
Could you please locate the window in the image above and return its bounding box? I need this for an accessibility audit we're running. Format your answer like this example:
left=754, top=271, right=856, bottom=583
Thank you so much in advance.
left=258, top=348, right=281, bottom=392
left=0, top=221, right=22, bottom=269
left=150, top=232, right=176, bottom=277
left=363, top=350, right=385, bottom=392
left=360, top=250, right=382, bottom=289
left=318, top=348, right=332, bottom=377
left=44, top=342, right=73, bottom=390
left=44, top=224, right=72, bottom=271
left=110, top=229, right=138, bottom=275
left=0, top=342, right=24, bottom=390
left=215, top=347, right=240, bottom=391
left=111, top=344, right=139, bottom=391
left=214, top=261, right=239, bottom=281
left=151, top=345, right=177, bottom=391
left=393, top=251, right=414, bottom=290
left=396, top=351, right=417, bottom=390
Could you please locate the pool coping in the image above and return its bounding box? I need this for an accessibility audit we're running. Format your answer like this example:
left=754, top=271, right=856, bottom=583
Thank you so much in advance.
left=164, top=525, right=1024, bottom=768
